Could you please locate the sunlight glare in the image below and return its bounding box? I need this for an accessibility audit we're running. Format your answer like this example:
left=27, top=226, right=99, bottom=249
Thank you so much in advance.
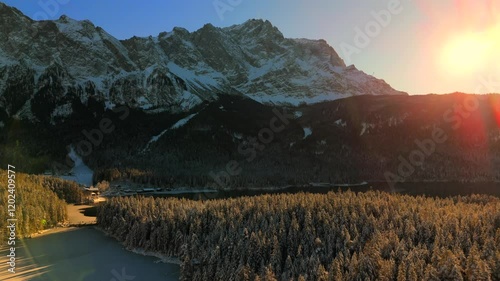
left=440, top=30, right=494, bottom=76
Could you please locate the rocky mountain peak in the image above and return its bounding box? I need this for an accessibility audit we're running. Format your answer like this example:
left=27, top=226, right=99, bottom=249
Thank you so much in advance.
left=226, top=18, right=284, bottom=40
left=58, top=14, right=70, bottom=21
left=194, top=23, right=222, bottom=41
left=0, top=3, right=406, bottom=122
left=0, top=3, right=32, bottom=38
left=172, top=26, right=190, bottom=37
left=201, top=23, right=217, bottom=30
left=0, top=2, right=29, bottom=20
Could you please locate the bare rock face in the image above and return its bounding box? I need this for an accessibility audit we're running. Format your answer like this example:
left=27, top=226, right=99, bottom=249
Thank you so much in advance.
left=0, top=4, right=406, bottom=122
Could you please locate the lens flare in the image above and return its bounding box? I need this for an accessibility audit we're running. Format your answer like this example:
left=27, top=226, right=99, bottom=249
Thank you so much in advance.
left=440, top=33, right=491, bottom=75
left=439, top=24, right=500, bottom=76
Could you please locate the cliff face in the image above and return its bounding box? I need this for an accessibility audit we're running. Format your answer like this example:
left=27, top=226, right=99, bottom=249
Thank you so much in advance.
left=0, top=3, right=406, bottom=122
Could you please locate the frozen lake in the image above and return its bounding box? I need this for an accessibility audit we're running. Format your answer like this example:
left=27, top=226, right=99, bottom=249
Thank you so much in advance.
left=0, top=227, right=180, bottom=281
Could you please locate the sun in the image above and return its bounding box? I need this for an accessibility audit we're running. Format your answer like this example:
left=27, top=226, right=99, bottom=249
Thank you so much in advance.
left=439, top=31, right=492, bottom=76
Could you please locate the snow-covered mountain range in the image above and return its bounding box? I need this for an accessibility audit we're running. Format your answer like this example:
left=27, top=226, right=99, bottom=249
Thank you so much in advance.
left=0, top=2, right=406, bottom=122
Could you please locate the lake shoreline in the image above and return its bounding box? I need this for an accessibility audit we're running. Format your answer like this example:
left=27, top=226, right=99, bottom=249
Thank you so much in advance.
left=101, top=180, right=500, bottom=200
left=0, top=226, right=180, bottom=280
left=94, top=226, right=181, bottom=265
left=104, top=181, right=372, bottom=197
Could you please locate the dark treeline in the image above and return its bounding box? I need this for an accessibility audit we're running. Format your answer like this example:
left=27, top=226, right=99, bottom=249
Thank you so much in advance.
left=5, top=94, right=500, bottom=188
left=0, top=170, right=69, bottom=241
left=98, top=191, right=500, bottom=280
left=40, top=175, right=86, bottom=203
left=88, top=94, right=500, bottom=188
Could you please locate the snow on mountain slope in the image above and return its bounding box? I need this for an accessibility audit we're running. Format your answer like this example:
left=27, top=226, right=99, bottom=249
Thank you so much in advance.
left=303, top=127, right=312, bottom=139
left=0, top=4, right=406, bottom=122
left=60, top=146, right=94, bottom=187
left=142, top=112, right=199, bottom=153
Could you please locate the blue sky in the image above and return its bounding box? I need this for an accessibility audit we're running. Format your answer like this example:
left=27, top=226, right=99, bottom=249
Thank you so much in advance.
left=3, top=0, right=500, bottom=95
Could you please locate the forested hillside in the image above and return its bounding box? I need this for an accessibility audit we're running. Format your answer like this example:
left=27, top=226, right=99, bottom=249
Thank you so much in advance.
left=40, top=175, right=86, bottom=203
left=0, top=170, right=83, bottom=240
left=4, top=94, right=500, bottom=189
left=98, top=191, right=500, bottom=280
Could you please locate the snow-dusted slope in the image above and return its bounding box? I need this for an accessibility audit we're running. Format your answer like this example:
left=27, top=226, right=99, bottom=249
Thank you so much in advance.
left=0, top=3, right=406, bottom=122
left=142, top=112, right=199, bottom=153
left=60, top=146, right=94, bottom=186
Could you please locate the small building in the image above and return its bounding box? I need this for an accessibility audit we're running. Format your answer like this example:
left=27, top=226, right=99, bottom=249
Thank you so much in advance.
left=84, top=187, right=100, bottom=195
left=83, top=187, right=101, bottom=204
